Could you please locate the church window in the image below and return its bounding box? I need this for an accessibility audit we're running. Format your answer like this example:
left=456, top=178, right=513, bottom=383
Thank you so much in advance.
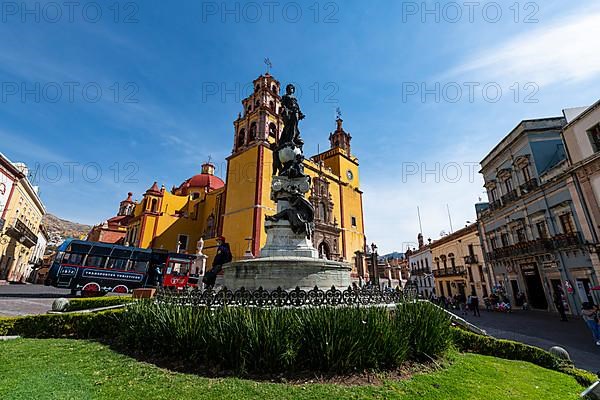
left=351, top=216, right=357, bottom=227
left=271, top=85, right=277, bottom=93
left=177, top=234, right=189, bottom=252
left=191, top=192, right=200, bottom=200
left=269, top=122, right=277, bottom=138
left=150, top=198, right=158, bottom=213
left=255, top=100, right=260, bottom=108
left=249, top=122, right=257, bottom=141
left=237, top=129, right=246, bottom=148
left=269, top=101, right=275, bottom=112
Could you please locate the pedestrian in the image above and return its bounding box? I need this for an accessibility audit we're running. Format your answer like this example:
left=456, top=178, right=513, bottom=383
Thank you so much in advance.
left=581, top=302, right=600, bottom=346
left=471, top=292, right=481, bottom=317
left=202, top=236, right=232, bottom=289
left=553, top=287, right=568, bottom=322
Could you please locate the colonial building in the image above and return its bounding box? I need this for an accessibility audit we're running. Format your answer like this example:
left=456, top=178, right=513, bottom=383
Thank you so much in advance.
left=561, top=101, right=600, bottom=293
left=477, top=117, right=597, bottom=315
left=0, top=155, right=46, bottom=283
left=430, top=224, right=490, bottom=300
left=407, top=234, right=435, bottom=297
left=100, top=73, right=367, bottom=277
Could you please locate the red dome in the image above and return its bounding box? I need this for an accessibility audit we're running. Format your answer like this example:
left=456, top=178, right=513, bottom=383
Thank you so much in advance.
left=178, top=173, right=224, bottom=195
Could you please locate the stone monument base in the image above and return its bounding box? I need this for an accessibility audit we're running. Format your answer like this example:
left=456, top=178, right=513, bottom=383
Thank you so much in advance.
left=222, top=256, right=352, bottom=291
left=260, top=220, right=318, bottom=258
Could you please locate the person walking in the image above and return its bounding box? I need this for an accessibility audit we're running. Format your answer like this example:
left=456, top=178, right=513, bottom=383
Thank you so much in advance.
left=553, top=288, right=568, bottom=322
left=471, top=292, right=481, bottom=317
left=581, top=302, right=600, bottom=346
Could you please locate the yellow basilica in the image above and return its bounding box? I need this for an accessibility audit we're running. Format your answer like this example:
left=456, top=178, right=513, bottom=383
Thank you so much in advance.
left=95, top=73, right=367, bottom=277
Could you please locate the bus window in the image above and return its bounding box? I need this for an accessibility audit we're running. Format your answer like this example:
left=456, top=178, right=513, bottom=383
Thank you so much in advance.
left=133, top=261, right=148, bottom=273
left=62, top=252, right=84, bottom=266
left=86, top=256, right=107, bottom=268
left=169, top=261, right=189, bottom=276
left=108, top=258, right=128, bottom=270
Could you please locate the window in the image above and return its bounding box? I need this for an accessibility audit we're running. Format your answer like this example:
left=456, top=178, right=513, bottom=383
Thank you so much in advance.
left=191, top=192, right=200, bottom=200
left=351, top=216, right=357, bottom=227
left=559, top=214, right=576, bottom=235
left=237, top=129, right=246, bottom=148
left=86, top=256, right=107, bottom=268
left=588, top=123, right=600, bottom=152
left=177, top=235, right=189, bottom=252
left=490, top=187, right=498, bottom=202
left=63, top=252, right=84, bottom=266
left=505, top=178, right=514, bottom=193
left=522, top=166, right=531, bottom=182
left=489, top=236, right=498, bottom=250
left=536, top=221, right=548, bottom=239
left=501, top=233, right=510, bottom=247
left=269, top=122, right=277, bottom=138
left=516, top=228, right=527, bottom=242
left=249, top=122, right=257, bottom=141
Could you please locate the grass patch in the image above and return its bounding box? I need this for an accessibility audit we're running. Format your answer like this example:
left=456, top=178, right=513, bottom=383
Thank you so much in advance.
left=0, top=339, right=584, bottom=400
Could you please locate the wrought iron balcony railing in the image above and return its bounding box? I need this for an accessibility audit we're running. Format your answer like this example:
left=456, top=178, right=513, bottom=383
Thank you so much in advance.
left=501, top=189, right=518, bottom=205
left=433, top=266, right=466, bottom=278
left=486, top=233, right=584, bottom=261
left=5, top=218, right=38, bottom=248
left=519, top=178, right=538, bottom=194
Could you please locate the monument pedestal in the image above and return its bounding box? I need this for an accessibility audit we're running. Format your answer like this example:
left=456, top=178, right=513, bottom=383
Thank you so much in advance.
left=223, top=257, right=351, bottom=291
left=260, top=220, right=318, bottom=258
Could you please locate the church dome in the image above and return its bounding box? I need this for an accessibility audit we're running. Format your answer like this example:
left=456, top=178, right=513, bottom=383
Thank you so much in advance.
left=177, top=163, right=224, bottom=195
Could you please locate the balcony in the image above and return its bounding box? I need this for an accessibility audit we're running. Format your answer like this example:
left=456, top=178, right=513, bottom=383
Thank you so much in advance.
left=486, top=233, right=584, bottom=261
left=553, top=232, right=584, bottom=249
left=519, top=178, right=538, bottom=194
left=5, top=218, right=38, bottom=248
left=501, top=189, right=518, bottom=205
left=433, top=266, right=466, bottom=278
left=489, top=199, right=502, bottom=211
left=463, top=255, right=479, bottom=265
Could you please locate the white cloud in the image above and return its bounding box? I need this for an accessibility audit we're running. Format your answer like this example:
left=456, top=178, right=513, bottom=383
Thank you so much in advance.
left=450, top=8, right=600, bottom=87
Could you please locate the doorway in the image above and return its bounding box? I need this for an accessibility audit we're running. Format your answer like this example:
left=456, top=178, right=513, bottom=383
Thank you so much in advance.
left=521, top=263, right=548, bottom=309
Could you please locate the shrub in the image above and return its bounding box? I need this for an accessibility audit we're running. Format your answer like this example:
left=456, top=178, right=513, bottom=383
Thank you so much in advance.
left=118, top=301, right=451, bottom=374
left=65, top=296, right=134, bottom=312
left=0, top=310, right=124, bottom=339
left=451, top=327, right=597, bottom=386
left=397, top=301, right=452, bottom=359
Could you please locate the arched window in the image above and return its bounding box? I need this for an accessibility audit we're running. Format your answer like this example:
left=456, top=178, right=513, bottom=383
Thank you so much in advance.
left=448, top=253, right=456, bottom=269
left=271, top=85, right=277, bottom=93
left=269, top=122, right=277, bottom=138
left=150, top=198, right=158, bottom=213
left=249, top=122, right=257, bottom=141
left=237, top=129, right=246, bottom=148
left=318, top=242, right=331, bottom=260
left=255, top=100, right=260, bottom=108
left=269, top=100, right=275, bottom=111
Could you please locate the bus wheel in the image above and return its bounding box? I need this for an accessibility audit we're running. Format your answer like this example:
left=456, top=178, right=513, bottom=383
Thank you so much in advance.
left=112, top=285, right=129, bottom=294
left=81, top=282, right=101, bottom=297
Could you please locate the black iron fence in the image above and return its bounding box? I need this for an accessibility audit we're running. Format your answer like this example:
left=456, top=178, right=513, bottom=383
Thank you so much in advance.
left=155, top=286, right=418, bottom=308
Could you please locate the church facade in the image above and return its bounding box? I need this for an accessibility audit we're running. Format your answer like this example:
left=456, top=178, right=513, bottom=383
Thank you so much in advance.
left=96, top=73, right=367, bottom=277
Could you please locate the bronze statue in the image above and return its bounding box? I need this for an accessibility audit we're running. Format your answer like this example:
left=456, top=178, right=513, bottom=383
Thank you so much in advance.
left=279, top=84, right=305, bottom=147
left=266, top=195, right=314, bottom=238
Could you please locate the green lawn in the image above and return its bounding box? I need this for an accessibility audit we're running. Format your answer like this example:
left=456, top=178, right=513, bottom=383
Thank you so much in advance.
left=0, top=339, right=583, bottom=400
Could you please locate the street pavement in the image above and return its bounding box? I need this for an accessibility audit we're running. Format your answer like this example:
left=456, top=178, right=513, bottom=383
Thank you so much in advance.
left=455, top=307, right=600, bottom=374
left=0, top=283, right=74, bottom=316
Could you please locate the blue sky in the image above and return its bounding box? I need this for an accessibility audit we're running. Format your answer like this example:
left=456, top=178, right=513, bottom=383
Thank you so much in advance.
left=1, top=0, right=599, bottom=253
